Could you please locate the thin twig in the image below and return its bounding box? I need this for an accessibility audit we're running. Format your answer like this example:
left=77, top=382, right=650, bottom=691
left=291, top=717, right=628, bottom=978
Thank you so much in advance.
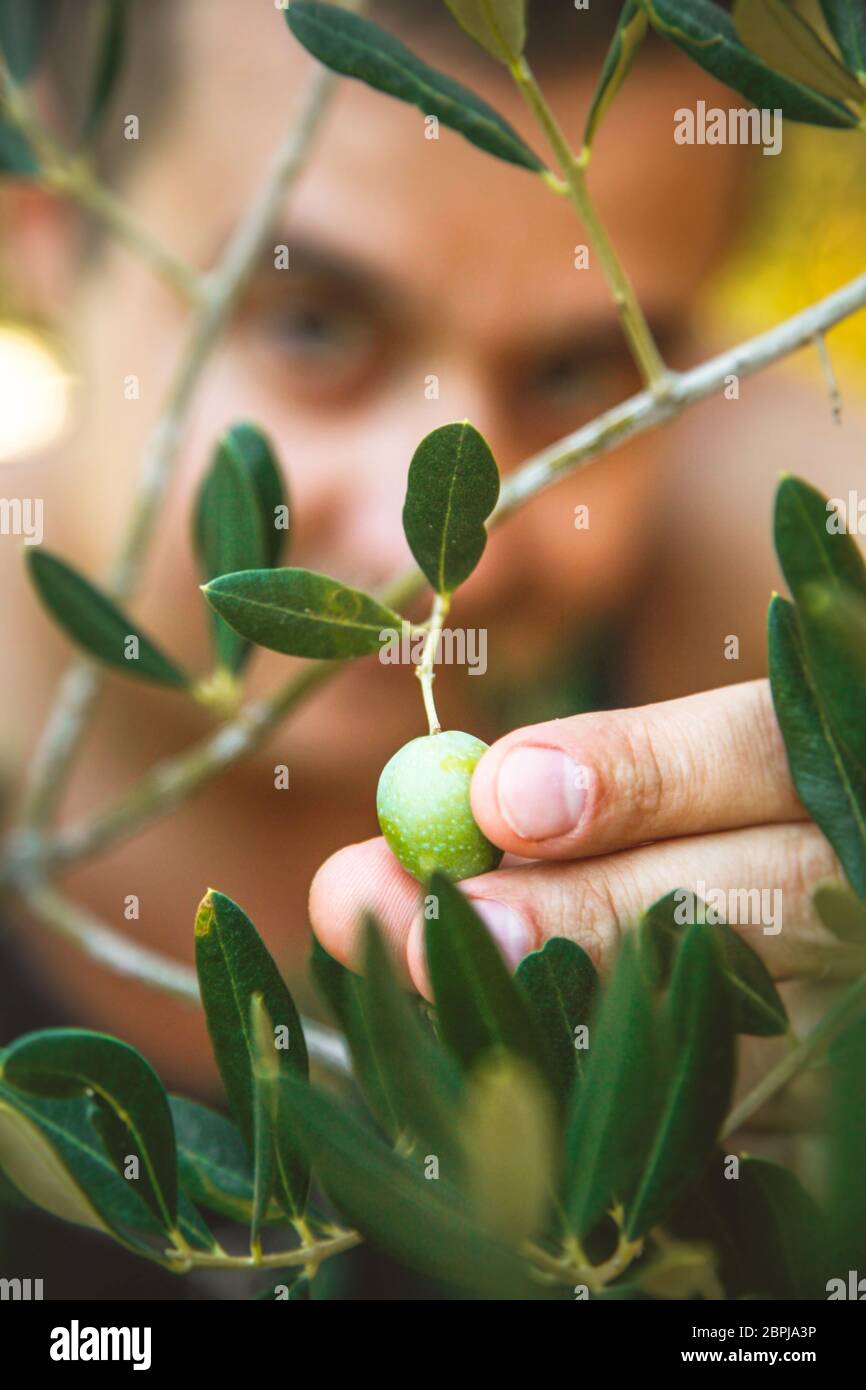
left=721, top=971, right=866, bottom=1138
left=22, top=883, right=352, bottom=1076
left=813, top=331, right=843, bottom=425
left=509, top=55, right=669, bottom=391
left=0, top=52, right=201, bottom=303
left=167, top=1228, right=362, bottom=1272
left=13, top=63, right=341, bottom=833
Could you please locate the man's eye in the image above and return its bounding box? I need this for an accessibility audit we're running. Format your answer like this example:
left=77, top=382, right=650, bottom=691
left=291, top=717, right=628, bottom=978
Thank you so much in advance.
left=533, top=352, right=617, bottom=406
left=269, top=302, right=369, bottom=361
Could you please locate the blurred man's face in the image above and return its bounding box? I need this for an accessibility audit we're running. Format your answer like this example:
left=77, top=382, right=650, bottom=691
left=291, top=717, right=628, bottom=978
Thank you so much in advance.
left=57, top=4, right=741, bottom=780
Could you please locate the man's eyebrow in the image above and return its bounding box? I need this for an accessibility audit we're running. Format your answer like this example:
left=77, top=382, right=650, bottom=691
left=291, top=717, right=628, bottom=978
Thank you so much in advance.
left=253, top=233, right=395, bottom=304
left=519, top=310, right=685, bottom=366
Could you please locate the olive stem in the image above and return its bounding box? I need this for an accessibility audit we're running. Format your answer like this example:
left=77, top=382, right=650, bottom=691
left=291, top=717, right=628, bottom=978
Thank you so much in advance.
left=416, top=593, right=451, bottom=735
left=509, top=56, right=670, bottom=393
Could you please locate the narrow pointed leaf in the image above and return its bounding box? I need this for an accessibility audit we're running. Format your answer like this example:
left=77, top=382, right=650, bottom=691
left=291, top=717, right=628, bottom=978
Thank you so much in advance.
left=0, top=0, right=59, bottom=80
left=798, top=581, right=866, bottom=767
left=284, top=1, right=545, bottom=171
left=516, top=937, right=598, bottom=1103
left=646, top=0, right=859, bottom=126
left=769, top=594, right=866, bottom=899
left=0, top=1090, right=116, bottom=1236
left=27, top=550, right=189, bottom=688
left=637, top=890, right=787, bottom=1036
left=0, top=1078, right=181, bottom=1258
left=170, top=1095, right=288, bottom=1226
left=734, top=0, right=864, bottom=102
left=584, top=1, right=649, bottom=148
left=226, top=422, right=289, bottom=570
left=249, top=994, right=278, bottom=1248
left=82, top=0, right=128, bottom=139
left=195, top=438, right=266, bottom=673
left=278, top=1073, right=542, bottom=1298
left=3, top=1028, right=177, bottom=1229
left=0, top=118, right=38, bottom=175
left=194, top=890, right=309, bottom=1217
left=443, top=0, right=526, bottom=64
left=362, top=918, right=463, bottom=1166
left=462, top=1052, right=556, bottom=1246
left=202, top=567, right=402, bottom=659
left=820, top=0, right=866, bottom=78
left=775, top=475, right=866, bottom=604
left=625, top=927, right=735, bottom=1238
left=424, top=873, right=558, bottom=1095
left=727, top=1157, right=827, bottom=1299
left=564, top=933, right=660, bottom=1238
left=403, top=422, right=500, bottom=595
left=310, top=935, right=401, bottom=1137
left=828, top=1012, right=866, bottom=1271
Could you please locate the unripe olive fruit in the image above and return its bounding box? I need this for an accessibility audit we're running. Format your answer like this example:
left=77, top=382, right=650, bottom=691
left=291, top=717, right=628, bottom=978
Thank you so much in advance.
left=376, top=730, right=503, bottom=883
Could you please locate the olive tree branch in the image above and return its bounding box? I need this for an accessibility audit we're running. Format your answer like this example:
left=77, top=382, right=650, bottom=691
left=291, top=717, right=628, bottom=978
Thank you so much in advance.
left=509, top=55, right=670, bottom=392
left=722, top=970, right=866, bottom=1138
left=12, top=61, right=343, bottom=837
left=21, top=881, right=352, bottom=1076
left=3, top=271, right=864, bottom=1089
left=0, top=50, right=202, bottom=304
left=16, top=266, right=866, bottom=877
left=166, top=1227, right=362, bottom=1273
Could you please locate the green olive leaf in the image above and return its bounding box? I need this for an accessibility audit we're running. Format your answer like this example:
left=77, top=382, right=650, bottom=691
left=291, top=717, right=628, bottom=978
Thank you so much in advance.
left=0, top=0, right=59, bottom=80
left=361, top=918, right=464, bottom=1165
left=733, top=0, right=864, bottom=103
left=194, top=890, right=309, bottom=1219
left=516, top=937, right=598, bottom=1105
left=276, top=1071, right=542, bottom=1298
left=249, top=994, right=279, bottom=1248
left=645, top=0, right=860, bottom=126
left=770, top=477, right=866, bottom=898
left=0, top=118, right=38, bottom=175
left=425, top=873, right=559, bottom=1100
left=775, top=474, right=866, bottom=604
left=637, top=890, right=788, bottom=1037
left=564, top=932, right=661, bottom=1239
left=27, top=549, right=190, bottom=689
left=828, top=1011, right=866, bottom=1273
left=284, top=1, right=545, bottom=172
left=2, top=1028, right=178, bottom=1231
left=769, top=594, right=866, bottom=901
left=202, top=567, right=402, bottom=660
left=402, top=421, right=500, bottom=595
left=584, top=1, right=649, bottom=149
left=461, top=1051, right=556, bottom=1246
left=442, top=0, right=526, bottom=64
left=625, top=926, right=736, bottom=1239
left=820, top=0, right=866, bottom=80
left=170, top=1095, right=289, bottom=1226
left=0, top=1093, right=115, bottom=1235
left=81, top=0, right=128, bottom=139
left=194, top=424, right=288, bottom=672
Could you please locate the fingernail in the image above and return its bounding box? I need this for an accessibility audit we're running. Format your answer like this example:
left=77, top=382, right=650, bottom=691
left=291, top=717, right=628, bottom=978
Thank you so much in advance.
left=496, top=746, right=588, bottom=841
left=468, top=898, right=531, bottom=971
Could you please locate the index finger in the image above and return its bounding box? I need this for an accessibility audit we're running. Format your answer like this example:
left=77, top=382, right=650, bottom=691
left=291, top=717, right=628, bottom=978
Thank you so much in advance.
left=470, top=679, right=805, bottom=863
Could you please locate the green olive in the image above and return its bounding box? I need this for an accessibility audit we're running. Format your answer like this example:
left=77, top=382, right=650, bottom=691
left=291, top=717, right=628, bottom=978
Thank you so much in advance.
left=376, top=730, right=503, bottom=883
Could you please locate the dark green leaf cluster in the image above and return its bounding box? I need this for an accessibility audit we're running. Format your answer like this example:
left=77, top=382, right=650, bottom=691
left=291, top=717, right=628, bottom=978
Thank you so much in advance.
left=2, top=870, right=860, bottom=1299
left=25, top=423, right=288, bottom=695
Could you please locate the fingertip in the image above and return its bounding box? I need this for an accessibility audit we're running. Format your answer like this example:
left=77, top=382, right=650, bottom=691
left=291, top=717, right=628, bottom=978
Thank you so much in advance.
left=308, top=836, right=420, bottom=981
left=407, top=912, right=433, bottom=1001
